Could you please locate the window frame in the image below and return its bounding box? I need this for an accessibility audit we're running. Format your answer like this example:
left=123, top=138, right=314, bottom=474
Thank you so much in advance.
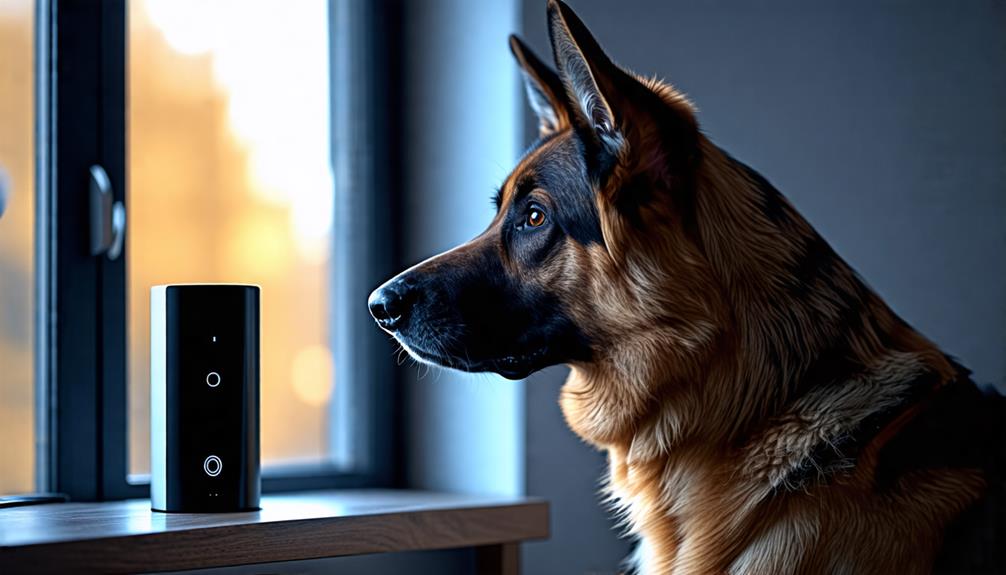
left=37, top=0, right=405, bottom=502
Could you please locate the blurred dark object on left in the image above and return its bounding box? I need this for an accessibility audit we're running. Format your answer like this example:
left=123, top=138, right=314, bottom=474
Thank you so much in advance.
left=0, top=166, right=8, bottom=218
left=0, top=493, right=68, bottom=509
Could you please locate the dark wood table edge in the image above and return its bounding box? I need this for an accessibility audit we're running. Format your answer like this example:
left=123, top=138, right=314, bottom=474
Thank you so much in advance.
left=0, top=499, right=549, bottom=574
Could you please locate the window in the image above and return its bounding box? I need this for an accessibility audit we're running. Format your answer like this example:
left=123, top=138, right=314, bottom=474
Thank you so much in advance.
left=7, top=0, right=402, bottom=501
left=127, top=0, right=337, bottom=479
left=0, top=0, right=35, bottom=496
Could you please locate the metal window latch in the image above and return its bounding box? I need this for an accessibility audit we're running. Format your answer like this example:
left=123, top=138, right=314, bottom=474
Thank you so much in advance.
left=89, top=165, right=125, bottom=260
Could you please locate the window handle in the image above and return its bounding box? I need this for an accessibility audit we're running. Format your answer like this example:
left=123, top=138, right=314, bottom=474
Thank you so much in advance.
left=89, top=165, right=125, bottom=260
left=0, top=166, right=8, bottom=219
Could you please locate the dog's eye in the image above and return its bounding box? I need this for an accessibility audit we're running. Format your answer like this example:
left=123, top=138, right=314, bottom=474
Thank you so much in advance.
left=526, top=208, right=546, bottom=228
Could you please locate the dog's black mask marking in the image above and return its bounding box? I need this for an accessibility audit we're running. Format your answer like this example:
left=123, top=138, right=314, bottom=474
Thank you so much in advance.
left=370, top=134, right=597, bottom=380
left=498, top=134, right=605, bottom=248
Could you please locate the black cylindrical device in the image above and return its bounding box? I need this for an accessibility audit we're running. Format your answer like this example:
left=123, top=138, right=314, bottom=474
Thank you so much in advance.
left=150, top=284, right=260, bottom=512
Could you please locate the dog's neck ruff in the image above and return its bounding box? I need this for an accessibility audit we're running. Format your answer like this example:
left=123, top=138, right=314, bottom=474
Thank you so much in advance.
left=563, top=349, right=983, bottom=575
left=740, top=351, right=947, bottom=494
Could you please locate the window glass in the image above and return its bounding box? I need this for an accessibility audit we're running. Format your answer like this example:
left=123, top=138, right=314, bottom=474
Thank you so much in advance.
left=0, top=0, right=35, bottom=495
left=128, top=0, right=334, bottom=476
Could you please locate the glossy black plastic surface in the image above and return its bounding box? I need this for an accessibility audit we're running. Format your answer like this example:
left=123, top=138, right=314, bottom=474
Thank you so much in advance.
left=157, top=285, right=260, bottom=512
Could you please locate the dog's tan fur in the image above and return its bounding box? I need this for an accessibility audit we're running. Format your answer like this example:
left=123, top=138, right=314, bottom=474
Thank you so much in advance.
left=542, top=136, right=985, bottom=574
left=527, top=135, right=986, bottom=573
left=504, top=3, right=990, bottom=573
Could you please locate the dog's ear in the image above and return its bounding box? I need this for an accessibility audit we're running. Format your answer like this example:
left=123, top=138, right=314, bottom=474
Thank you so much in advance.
left=510, top=35, right=569, bottom=137
left=547, top=0, right=625, bottom=159
left=546, top=1, right=696, bottom=182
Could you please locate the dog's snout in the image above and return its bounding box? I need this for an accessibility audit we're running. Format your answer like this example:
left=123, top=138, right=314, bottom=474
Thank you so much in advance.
left=368, top=279, right=416, bottom=331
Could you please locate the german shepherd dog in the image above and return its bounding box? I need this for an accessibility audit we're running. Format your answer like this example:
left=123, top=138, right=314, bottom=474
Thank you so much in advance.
left=369, top=2, right=1004, bottom=572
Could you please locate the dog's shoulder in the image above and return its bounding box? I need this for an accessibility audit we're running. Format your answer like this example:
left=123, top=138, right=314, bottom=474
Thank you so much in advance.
left=934, top=382, right=1006, bottom=574
left=876, top=364, right=1006, bottom=573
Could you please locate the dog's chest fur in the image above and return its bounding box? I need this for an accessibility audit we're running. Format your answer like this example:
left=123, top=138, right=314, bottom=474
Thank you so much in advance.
left=562, top=357, right=996, bottom=575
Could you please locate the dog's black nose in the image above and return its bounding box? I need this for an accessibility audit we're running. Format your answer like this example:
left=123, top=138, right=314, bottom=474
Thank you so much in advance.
left=368, top=279, right=415, bottom=331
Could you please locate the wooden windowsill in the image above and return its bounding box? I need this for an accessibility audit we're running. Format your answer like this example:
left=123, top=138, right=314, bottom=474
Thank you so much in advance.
left=0, top=489, right=549, bottom=574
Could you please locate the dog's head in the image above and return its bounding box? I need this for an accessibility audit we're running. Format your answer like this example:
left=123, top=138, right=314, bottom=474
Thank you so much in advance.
left=369, top=0, right=724, bottom=381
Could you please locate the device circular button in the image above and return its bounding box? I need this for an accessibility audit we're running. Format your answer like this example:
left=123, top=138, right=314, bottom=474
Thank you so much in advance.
left=206, top=371, right=221, bottom=388
left=204, top=455, right=222, bottom=477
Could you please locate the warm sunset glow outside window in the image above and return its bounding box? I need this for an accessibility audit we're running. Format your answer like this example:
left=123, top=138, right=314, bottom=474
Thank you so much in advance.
left=128, top=0, right=335, bottom=475
left=0, top=0, right=35, bottom=495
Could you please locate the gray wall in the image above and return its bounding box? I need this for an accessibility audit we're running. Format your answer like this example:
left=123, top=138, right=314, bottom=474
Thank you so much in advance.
left=520, top=1, right=1006, bottom=573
